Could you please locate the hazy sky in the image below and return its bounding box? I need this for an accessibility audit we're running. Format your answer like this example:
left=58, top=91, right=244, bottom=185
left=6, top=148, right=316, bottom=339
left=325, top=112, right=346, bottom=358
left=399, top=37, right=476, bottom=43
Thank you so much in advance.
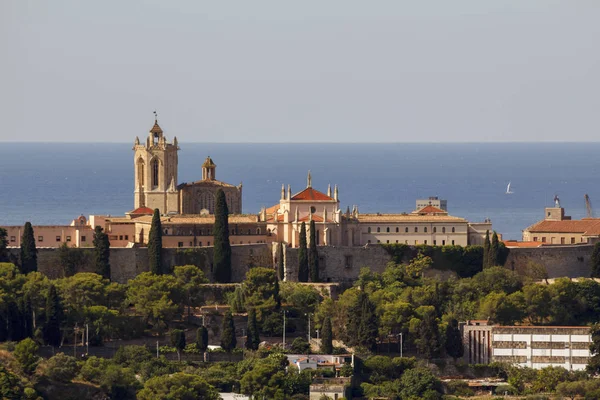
left=2, top=1, right=599, bottom=142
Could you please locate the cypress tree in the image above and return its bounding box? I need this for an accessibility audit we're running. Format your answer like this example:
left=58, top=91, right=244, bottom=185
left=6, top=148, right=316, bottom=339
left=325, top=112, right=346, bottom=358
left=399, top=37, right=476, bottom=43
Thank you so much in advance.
left=20, top=222, right=37, bottom=274
left=18, top=296, right=33, bottom=339
left=148, top=209, right=163, bottom=275
left=220, top=311, right=237, bottom=352
left=445, top=319, right=464, bottom=361
left=415, top=309, right=441, bottom=359
left=483, top=230, right=490, bottom=269
left=196, top=326, right=209, bottom=352
left=277, top=242, right=285, bottom=281
left=170, top=329, right=186, bottom=361
left=0, top=227, right=8, bottom=262
left=245, top=308, right=260, bottom=351
left=7, top=300, right=24, bottom=342
left=298, top=222, right=309, bottom=282
left=346, top=291, right=378, bottom=351
left=592, top=242, right=600, bottom=278
left=308, top=220, right=319, bottom=282
left=490, top=231, right=499, bottom=267
left=44, top=284, right=64, bottom=347
left=93, top=226, right=111, bottom=280
left=213, top=189, right=232, bottom=283
left=320, top=317, right=333, bottom=354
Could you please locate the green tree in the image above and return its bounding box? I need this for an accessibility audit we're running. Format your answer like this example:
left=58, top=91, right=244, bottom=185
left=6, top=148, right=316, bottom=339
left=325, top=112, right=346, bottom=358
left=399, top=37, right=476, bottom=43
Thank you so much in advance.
left=346, top=290, right=378, bottom=351
left=14, top=338, right=39, bottom=375
left=57, top=243, right=80, bottom=277
left=298, top=222, right=308, bottom=282
left=309, top=220, right=319, bottom=282
left=37, top=353, right=79, bottom=382
left=588, top=322, right=600, bottom=374
left=592, top=242, right=600, bottom=278
left=173, top=265, right=208, bottom=318
left=196, top=326, right=209, bottom=352
left=213, top=189, right=232, bottom=283
left=320, top=316, right=333, bottom=354
left=229, top=285, right=246, bottom=313
left=290, top=337, right=310, bottom=354
left=245, top=308, right=260, bottom=351
left=243, top=267, right=280, bottom=320
left=399, top=367, right=442, bottom=400
left=170, top=329, right=186, bottom=361
left=93, top=226, right=111, bottom=280
left=445, top=319, right=463, bottom=361
left=221, top=311, right=237, bottom=352
left=415, top=307, right=441, bottom=359
left=556, top=380, right=587, bottom=400
left=137, top=373, right=220, bottom=400
left=126, top=272, right=179, bottom=332
left=44, top=284, right=64, bottom=347
left=0, top=227, right=8, bottom=262
left=7, top=300, right=25, bottom=341
left=277, top=242, right=285, bottom=281
left=0, top=366, right=24, bottom=399
left=490, top=231, right=500, bottom=267
left=148, top=208, right=163, bottom=275
left=483, top=230, right=490, bottom=269
left=20, top=222, right=37, bottom=274
left=18, top=295, right=33, bottom=339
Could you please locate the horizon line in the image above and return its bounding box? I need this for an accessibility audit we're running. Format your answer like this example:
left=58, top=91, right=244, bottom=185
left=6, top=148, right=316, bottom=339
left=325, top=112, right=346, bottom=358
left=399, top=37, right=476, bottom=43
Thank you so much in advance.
left=2, top=140, right=600, bottom=145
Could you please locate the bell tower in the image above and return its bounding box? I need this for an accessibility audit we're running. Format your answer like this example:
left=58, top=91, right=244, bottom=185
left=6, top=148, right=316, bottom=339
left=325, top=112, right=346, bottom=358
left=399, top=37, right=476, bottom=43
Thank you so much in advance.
left=133, top=113, right=180, bottom=214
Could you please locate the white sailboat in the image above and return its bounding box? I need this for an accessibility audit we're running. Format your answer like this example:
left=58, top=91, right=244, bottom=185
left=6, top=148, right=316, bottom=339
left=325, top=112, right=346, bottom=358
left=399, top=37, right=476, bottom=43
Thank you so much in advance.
left=506, top=181, right=514, bottom=194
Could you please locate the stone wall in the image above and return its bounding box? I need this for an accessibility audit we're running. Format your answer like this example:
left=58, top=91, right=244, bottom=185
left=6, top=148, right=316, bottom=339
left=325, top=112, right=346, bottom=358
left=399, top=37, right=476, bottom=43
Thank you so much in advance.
left=504, top=244, right=592, bottom=279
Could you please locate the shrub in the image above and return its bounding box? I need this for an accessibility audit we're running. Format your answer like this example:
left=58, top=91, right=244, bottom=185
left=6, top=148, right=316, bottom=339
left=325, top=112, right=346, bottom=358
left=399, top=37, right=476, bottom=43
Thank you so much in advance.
left=37, top=353, right=79, bottom=382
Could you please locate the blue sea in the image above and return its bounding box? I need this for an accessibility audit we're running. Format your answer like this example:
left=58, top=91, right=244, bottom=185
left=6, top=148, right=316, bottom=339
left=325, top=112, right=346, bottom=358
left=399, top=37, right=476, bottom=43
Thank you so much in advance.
left=1, top=142, right=600, bottom=241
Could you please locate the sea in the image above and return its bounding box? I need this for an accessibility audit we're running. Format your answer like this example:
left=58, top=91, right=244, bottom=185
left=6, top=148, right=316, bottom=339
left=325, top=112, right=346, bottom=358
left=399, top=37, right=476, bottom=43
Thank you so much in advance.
left=1, top=142, right=600, bottom=241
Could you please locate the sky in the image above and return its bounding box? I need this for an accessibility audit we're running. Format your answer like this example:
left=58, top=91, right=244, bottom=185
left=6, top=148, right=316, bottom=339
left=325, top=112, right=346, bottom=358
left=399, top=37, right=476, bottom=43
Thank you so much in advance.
left=1, top=0, right=599, bottom=143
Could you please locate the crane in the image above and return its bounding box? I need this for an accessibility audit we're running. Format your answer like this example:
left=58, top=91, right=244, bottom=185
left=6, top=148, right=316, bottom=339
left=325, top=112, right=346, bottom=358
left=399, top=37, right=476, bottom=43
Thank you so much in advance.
left=585, top=194, right=593, bottom=218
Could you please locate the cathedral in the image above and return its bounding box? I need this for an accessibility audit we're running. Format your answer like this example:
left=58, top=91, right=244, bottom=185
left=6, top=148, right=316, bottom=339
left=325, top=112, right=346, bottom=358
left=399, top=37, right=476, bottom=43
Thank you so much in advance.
left=133, top=118, right=242, bottom=215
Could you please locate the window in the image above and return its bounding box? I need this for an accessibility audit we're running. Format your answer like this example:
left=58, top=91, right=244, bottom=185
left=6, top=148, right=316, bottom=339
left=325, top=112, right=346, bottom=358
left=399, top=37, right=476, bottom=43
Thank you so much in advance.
left=542, top=237, right=546, bottom=243
left=451, top=240, right=455, bottom=245
left=377, top=240, right=381, bottom=243
left=125, top=235, right=128, bottom=240
left=207, top=241, right=210, bottom=246
left=189, top=241, right=193, bottom=246
left=571, top=237, right=575, bottom=244
left=442, top=240, right=446, bottom=245
left=38, top=236, right=43, bottom=242
left=81, top=236, right=86, bottom=242
left=414, top=227, right=418, bottom=233
left=119, top=235, right=123, bottom=240
left=368, top=227, right=371, bottom=233
left=433, top=240, right=436, bottom=245
left=56, top=236, right=61, bottom=242
left=396, top=240, right=398, bottom=243
left=405, top=227, right=408, bottom=233
left=424, top=240, right=428, bottom=245
left=414, top=240, right=418, bottom=244
left=442, top=227, right=446, bottom=233
left=377, top=227, right=380, bottom=233
left=247, top=229, right=251, bottom=235
left=151, top=158, right=159, bottom=188
left=405, top=240, right=408, bottom=244
left=386, top=227, right=390, bottom=233
left=310, top=206, right=316, bottom=213
left=386, top=240, right=389, bottom=243
left=199, top=242, right=202, bottom=246
left=433, top=227, right=437, bottom=233
left=561, top=237, right=565, bottom=244
left=256, top=228, right=261, bottom=235
left=424, top=227, right=427, bottom=233
left=178, top=242, right=183, bottom=247
left=452, top=227, right=455, bottom=233
left=10, top=236, right=15, bottom=242
left=533, top=237, right=538, bottom=242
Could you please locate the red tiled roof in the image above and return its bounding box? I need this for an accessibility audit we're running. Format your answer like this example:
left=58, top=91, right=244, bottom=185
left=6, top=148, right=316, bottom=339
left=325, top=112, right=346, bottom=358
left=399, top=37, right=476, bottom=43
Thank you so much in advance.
left=527, top=219, right=600, bottom=235
left=129, top=207, right=154, bottom=215
left=298, top=215, right=329, bottom=222
left=266, top=204, right=280, bottom=214
left=414, top=205, right=447, bottom=214
left=503, top=240, right=544, bottom=248
left=291, top=188, right=334, bottom=201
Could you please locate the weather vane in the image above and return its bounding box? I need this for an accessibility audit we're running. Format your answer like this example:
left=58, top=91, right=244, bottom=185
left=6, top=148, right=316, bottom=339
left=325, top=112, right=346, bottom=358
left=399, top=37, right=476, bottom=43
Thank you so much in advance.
left=153, top=110, right=158, bottom=122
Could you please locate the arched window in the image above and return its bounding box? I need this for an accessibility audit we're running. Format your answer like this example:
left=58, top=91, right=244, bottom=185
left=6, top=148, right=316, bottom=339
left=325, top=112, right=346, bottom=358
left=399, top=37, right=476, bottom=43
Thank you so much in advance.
left=442, top=227, right=446, bottom=233
left=377, top=227, right=381, bottom=233
left=452, top=227, right=455, bottom=233
left=368, top=227, right=371, bottom=233
left=386, top=227, right=390, bottom=233
left=396, top=227, right=399, bottom=233
left=137, top=158, right=145, bottom=189
left=405, top=227, right=408, bottom=233
left=424, top=227, right=428, bottom=233
left=256, top=228, right=261, bottom=235
left=151, top=158, right=159, bottom=189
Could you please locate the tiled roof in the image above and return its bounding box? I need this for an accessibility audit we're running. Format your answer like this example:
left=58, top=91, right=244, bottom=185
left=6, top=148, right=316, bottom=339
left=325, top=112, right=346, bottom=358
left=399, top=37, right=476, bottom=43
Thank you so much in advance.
left=298, top=215, right=334, bottom=223
left=180, top=179, right=235, bottom=188
left=526, top=219, right=600, bottom=235
left=134, top=214, right=260, bottom=225
left=503, top=240, right=543, bottom=248
left=150, top=121, right=163, bottom=133
left=291, top=188, right=334, bottom=201
left=265, top=204, right=280, bottom=214
left=413, top=205, right=447, bottom=214
left=357, top=214, right=466, bottom=223
left=129, top=207, right=154, bottom=215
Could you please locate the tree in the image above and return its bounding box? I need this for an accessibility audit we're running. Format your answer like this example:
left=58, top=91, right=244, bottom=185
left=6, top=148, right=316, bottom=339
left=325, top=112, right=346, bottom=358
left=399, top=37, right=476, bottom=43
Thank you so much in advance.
left=588, top=323, right=600, bottom=374
left=346, top=290, right=379, bottom=351
left=0, top=227, right=8, bottom=262
left=243, top=267, right=280, bottom=320
left=308, top=220, right=320, bottom=282
left=44, top=284, right=64, bottom=347
left=93, top=226, right=111, bottom=280
left=490, top=231, right=500, bottom=267
left=592, top=242, right=600, bottom=278
left=196, top=326, right=209, bottom=352
left=18, top=295, right=33, bottom=339
left=221, top=311, right=237, bottom=352
left=14, top=338, right=39, bottom=375
left=170, top=329, right=186, bottom=361
left=7, top=300, right=25, bottom=341
left=213, top=189, right=232, bottom=283
left=483, top=230, right=490, bottom=269
left=137, top=373, right=220, bottom=400
left=320, top=316, right=333, bottom=354
left=298, top=222, right=308, bottom=282
left=415, top=307, right=441, bottom=359
left=290, top=337, right=310, bottom=354
left=20, top=222, right=37, bottom=274
left=126, top=272, right=179, bottom=332
left=148, top=208, right=163, bottom=275
left=277, top=242, right=285, bottom=281
left=399, top=367, right=442, bottom=400
left=173, top=265, right=208, bottom=318
left=57, top=243, right=81, bottom=277
left=37, top=353, right=79, bottom=382
left=445, top=319, right=463, bottom=361
left=245, top=308, right=260, bottom=351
